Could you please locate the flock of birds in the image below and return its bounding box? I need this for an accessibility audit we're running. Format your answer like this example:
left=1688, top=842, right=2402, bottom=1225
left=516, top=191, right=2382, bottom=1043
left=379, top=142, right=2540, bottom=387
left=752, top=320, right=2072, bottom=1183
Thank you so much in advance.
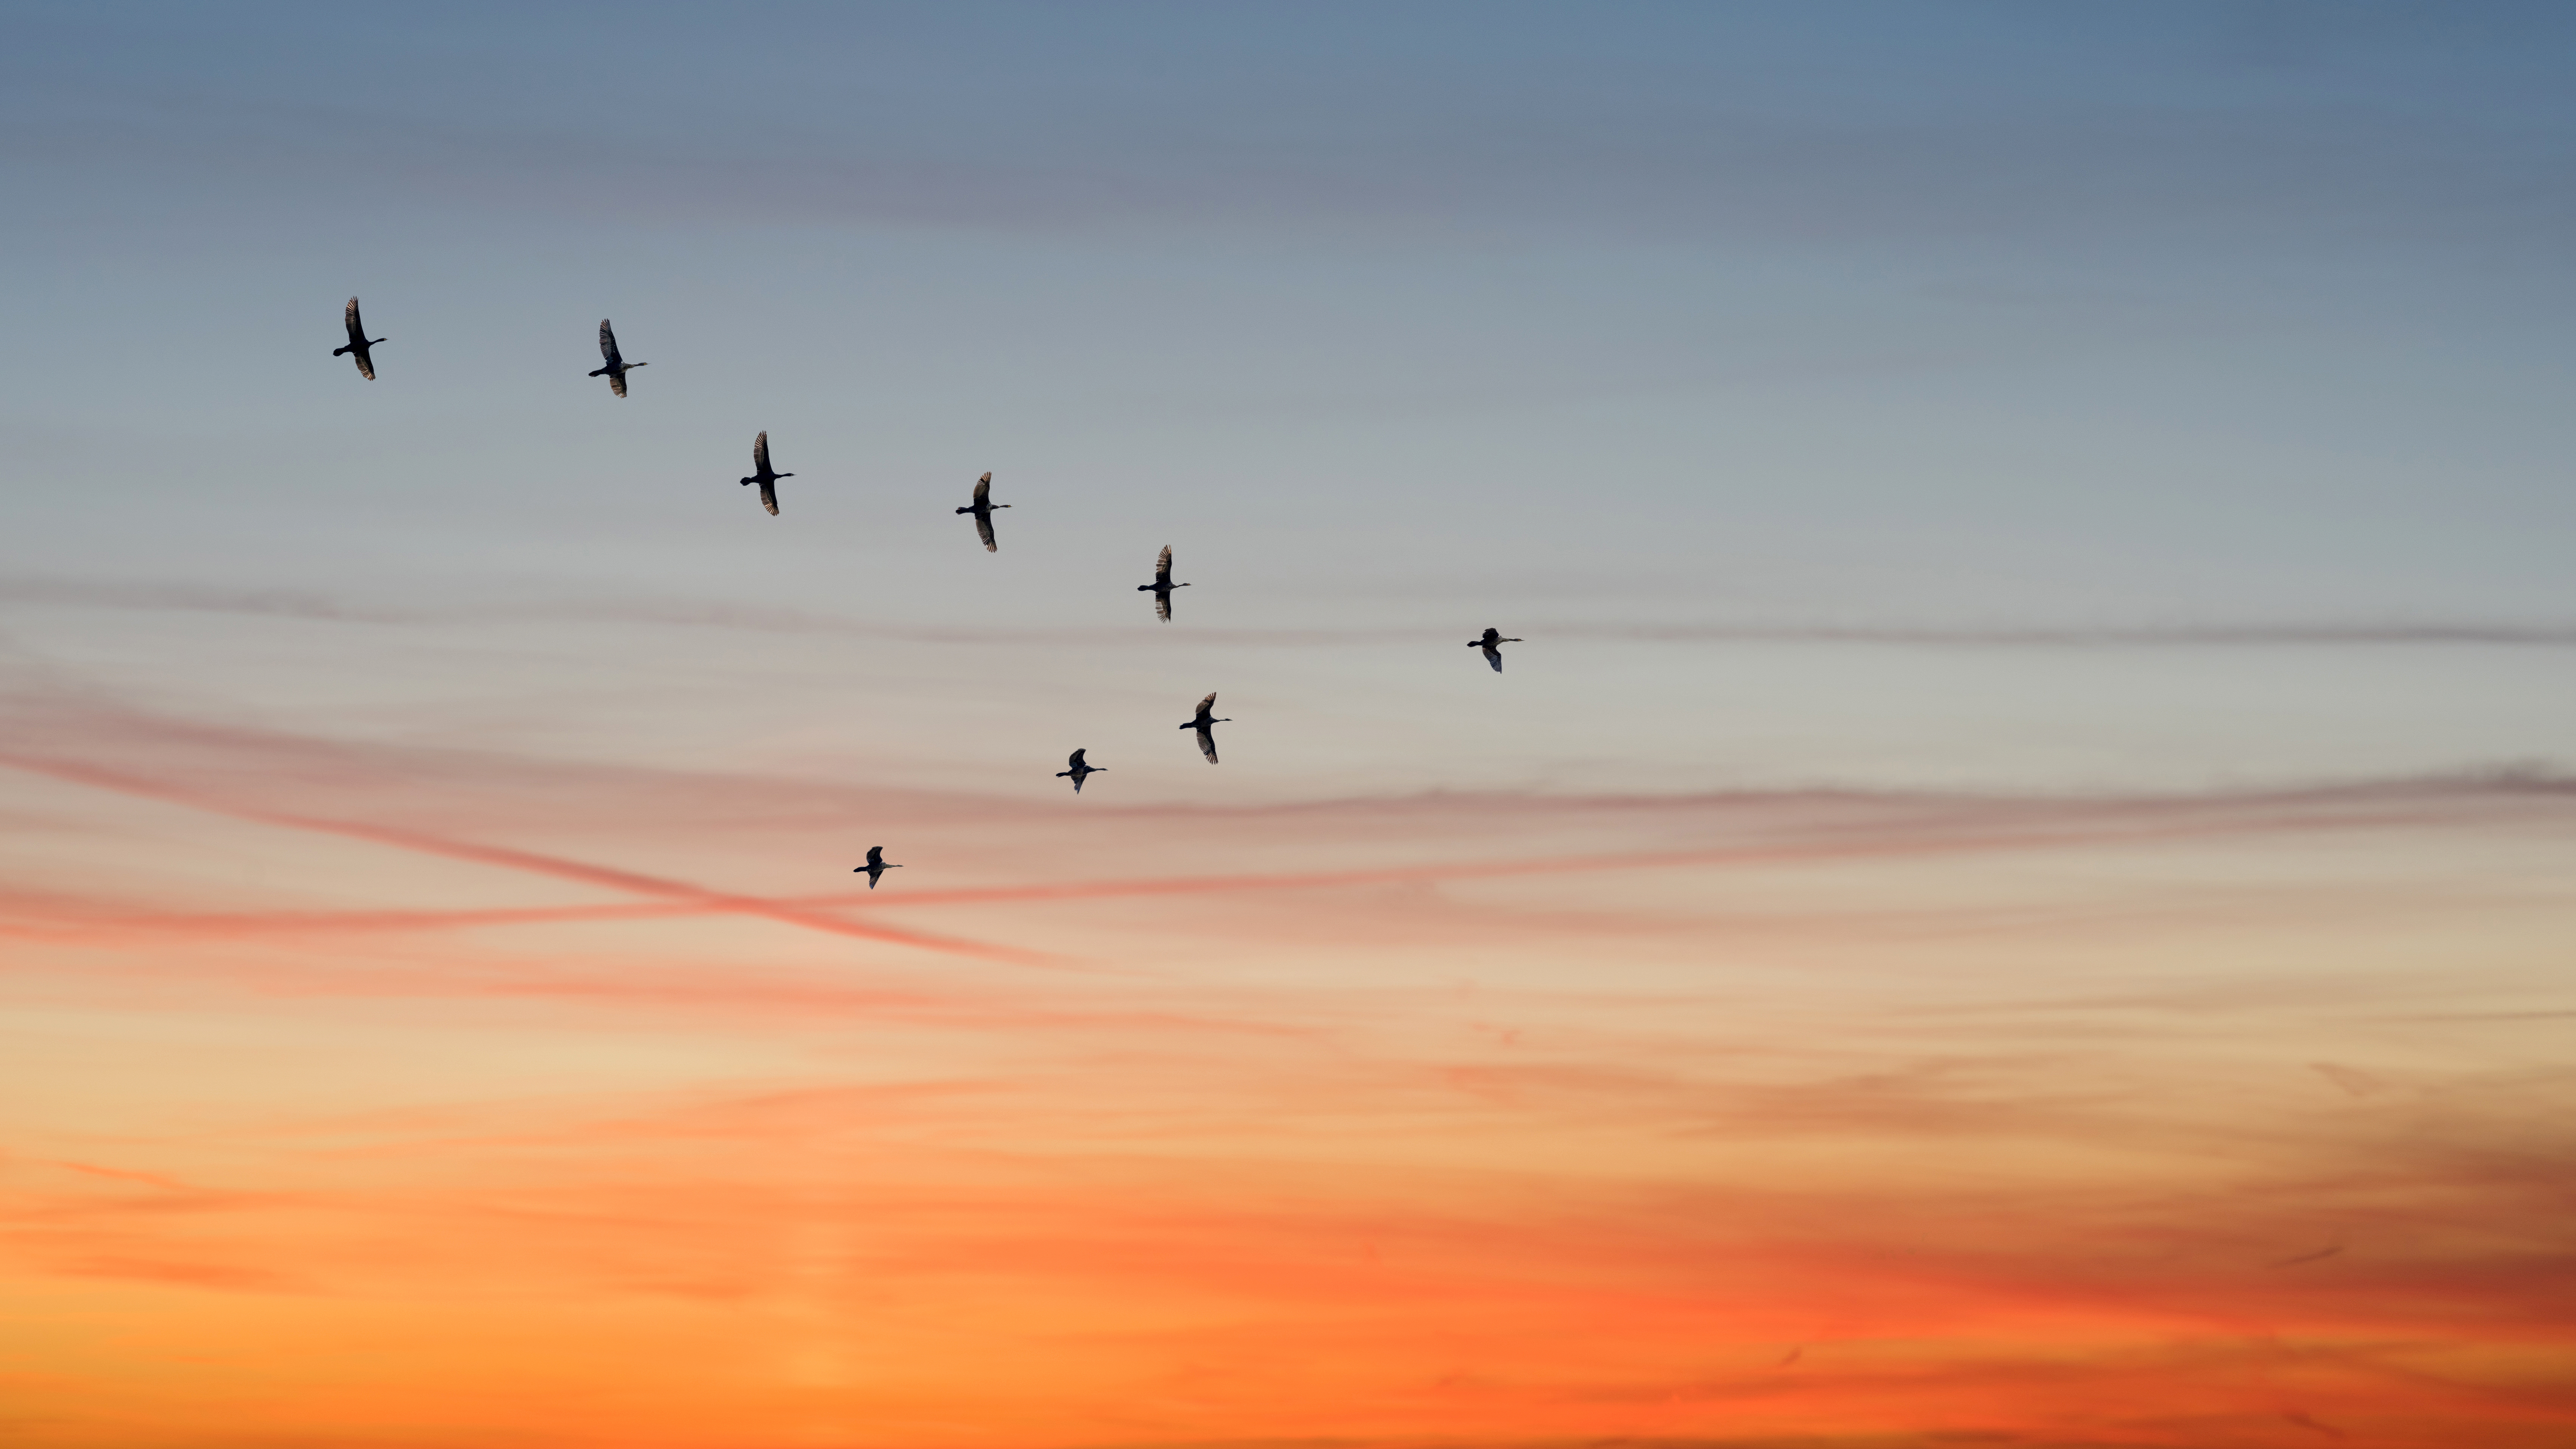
left=336, top=297, right=1526, bottom=888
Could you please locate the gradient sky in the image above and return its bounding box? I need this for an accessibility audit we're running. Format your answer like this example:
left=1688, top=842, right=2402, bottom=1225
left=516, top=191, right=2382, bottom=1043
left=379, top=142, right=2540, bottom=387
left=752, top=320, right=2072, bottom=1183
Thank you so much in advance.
left=4, top=5, right=2575, bottom=1447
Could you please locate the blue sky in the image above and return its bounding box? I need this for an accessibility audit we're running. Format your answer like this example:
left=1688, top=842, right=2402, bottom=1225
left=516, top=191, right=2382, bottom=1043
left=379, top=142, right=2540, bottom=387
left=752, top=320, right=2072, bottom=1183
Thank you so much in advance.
left=4, top=2, right=2574, bottom=799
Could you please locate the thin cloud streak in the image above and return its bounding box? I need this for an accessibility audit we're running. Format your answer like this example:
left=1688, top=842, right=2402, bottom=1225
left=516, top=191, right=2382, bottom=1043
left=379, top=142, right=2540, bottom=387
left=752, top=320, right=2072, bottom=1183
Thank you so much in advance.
left=0, top=751, right=1058, bottom=968
left=1581, top=622, right=2576, bottom=648
left=5, top=722, right=2571, bottom=960
left=15, top=574, right=2576, bottom=649
left=819, top=777, right=2576, bottom=910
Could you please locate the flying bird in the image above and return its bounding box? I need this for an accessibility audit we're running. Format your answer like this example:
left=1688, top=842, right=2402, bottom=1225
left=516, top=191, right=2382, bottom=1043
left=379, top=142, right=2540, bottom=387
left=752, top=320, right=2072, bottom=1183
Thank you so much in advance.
left=854, top=845, right=902, bottom=889
left=1056, top=748, right=1104, bottom=794
left=957, top=472, right=1009, bottom=552
left=1468, top=627, right=1523, bottom=673
left=739, top=431, right=792, bottom=515
left=333, top=297, right=386, bottom=380
left=590, top=319, right=647, bottom=397
left=1179, top=691, right=1230, bottom=764
left=1138, top=545, right=1190, bottom=622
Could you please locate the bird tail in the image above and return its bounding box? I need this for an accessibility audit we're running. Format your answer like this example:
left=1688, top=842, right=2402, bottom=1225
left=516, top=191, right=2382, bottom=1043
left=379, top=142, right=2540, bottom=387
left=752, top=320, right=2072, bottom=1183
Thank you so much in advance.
left=333, top=345, right=350, bottom=356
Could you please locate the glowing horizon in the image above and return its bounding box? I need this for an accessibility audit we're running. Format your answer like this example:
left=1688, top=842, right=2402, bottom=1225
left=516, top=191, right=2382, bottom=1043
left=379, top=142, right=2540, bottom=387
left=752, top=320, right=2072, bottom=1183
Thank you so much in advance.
left=8, top=645, right=2574, bottom=1446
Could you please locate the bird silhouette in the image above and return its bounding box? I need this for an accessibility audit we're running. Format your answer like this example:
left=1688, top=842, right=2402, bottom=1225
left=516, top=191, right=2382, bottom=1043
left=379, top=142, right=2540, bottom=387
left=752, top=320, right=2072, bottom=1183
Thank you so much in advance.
left=1056, top=748, right=1104, bottom=794
left=1468, top=627, right=1523, bottom=673
left=739, top=431, right=791, bottom=515
left=333, top=297, right=386, bottom=380
left=1180, top=691, right=1230, bottom=764
left=1138, top=544, right=1190, bottom=622
left=957, top=472, right=1008, bottom=552
left=590, top=319, right=647, bottom=397
left=854, top=845, right=902, bottom=889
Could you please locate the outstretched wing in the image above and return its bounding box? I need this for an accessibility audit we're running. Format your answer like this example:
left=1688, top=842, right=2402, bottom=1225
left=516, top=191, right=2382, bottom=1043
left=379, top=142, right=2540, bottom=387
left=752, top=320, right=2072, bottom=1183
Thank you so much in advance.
left=1067, top=749, right=1087, bottom=769
left=1195, top=725, right=1220, bottom=764
left=1195, top=691, right=1218, bottom=721
left=975, top=512, right=996, bottom=552
left=759, top=477, right=779, bottom=515
left=753, top=431, right=771, bottom=474
left=1155, top=545, right=1172, bottom=583
left=599, top=320, right=622, bottom=367
left=608, top=369, right=627, bottom=398
left=973, top=472, right=991, bottom=505
left=1483, top=644, right=1504, bottom=672
left=866, top=846, right=883, bottom=867
left=1154, top=588, right=1171, bottom=622
left=343, top=298, right=376, bottom=378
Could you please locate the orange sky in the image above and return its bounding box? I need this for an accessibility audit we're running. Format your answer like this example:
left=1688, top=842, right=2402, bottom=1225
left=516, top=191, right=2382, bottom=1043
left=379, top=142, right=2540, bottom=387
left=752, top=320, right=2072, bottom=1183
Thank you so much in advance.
left=7, top=662, right=2575, bottom=1449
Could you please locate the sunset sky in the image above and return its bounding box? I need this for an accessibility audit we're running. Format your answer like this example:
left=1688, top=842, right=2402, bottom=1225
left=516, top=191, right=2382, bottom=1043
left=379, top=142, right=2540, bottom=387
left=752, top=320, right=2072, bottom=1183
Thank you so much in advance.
left=5, top=5, right=2575, bottom=1446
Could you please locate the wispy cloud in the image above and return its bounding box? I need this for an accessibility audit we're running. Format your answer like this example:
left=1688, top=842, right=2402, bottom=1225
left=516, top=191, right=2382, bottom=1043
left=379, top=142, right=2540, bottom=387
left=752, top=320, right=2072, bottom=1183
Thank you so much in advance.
left=7, top=601, right=2576, bottom=1447
left=17, top=572, right=2576, bottom=650
left=0, top=751, right=1054, bottom=966
left=6, top=675, right=2571, bottom=965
